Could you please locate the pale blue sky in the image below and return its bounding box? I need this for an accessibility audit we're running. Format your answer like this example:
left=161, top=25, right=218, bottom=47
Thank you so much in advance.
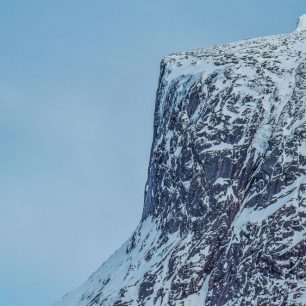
left=0, top=1, right=304, bottom=306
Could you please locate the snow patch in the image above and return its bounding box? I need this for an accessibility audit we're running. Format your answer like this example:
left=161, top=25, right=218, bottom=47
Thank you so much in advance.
left=253, top=124, right=272, bottom=155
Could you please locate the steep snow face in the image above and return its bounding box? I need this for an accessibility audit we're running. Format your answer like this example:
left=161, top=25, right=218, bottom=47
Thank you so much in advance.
left=296, top=14, right=306, bottom=32
left=55, top=29, right=306, bottom=306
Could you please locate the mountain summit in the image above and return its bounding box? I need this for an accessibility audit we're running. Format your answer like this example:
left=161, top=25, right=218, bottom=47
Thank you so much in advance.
left=55, top=19, right=306, bottom=306
left=296, top=14, right=306, bottom=32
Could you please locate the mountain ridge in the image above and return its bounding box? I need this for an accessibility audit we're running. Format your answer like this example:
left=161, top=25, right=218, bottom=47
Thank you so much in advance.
left=55, top=22, right=306, bottom=306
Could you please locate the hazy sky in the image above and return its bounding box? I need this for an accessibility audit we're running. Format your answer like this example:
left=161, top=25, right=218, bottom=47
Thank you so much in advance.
left=0, top=1, right=304, bottom=306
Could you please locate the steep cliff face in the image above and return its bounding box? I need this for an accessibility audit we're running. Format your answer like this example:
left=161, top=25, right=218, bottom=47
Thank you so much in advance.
left=55, top=22, right=306, bottom=306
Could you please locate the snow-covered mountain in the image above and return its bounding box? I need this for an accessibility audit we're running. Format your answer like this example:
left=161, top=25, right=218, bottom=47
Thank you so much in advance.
left=55, top=16, right=306, bottom=306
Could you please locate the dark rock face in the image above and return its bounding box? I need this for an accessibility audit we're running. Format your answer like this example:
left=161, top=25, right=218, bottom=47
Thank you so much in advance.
left=55, top=30, right=306, bottom=306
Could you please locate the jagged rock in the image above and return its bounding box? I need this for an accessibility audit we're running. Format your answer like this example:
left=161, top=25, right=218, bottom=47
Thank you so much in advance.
left=55, top=18, right=306, bottom=306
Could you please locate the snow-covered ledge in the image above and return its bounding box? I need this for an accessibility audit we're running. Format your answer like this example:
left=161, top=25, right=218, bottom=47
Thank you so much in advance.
left=296, top=14, right=306, bottom=32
